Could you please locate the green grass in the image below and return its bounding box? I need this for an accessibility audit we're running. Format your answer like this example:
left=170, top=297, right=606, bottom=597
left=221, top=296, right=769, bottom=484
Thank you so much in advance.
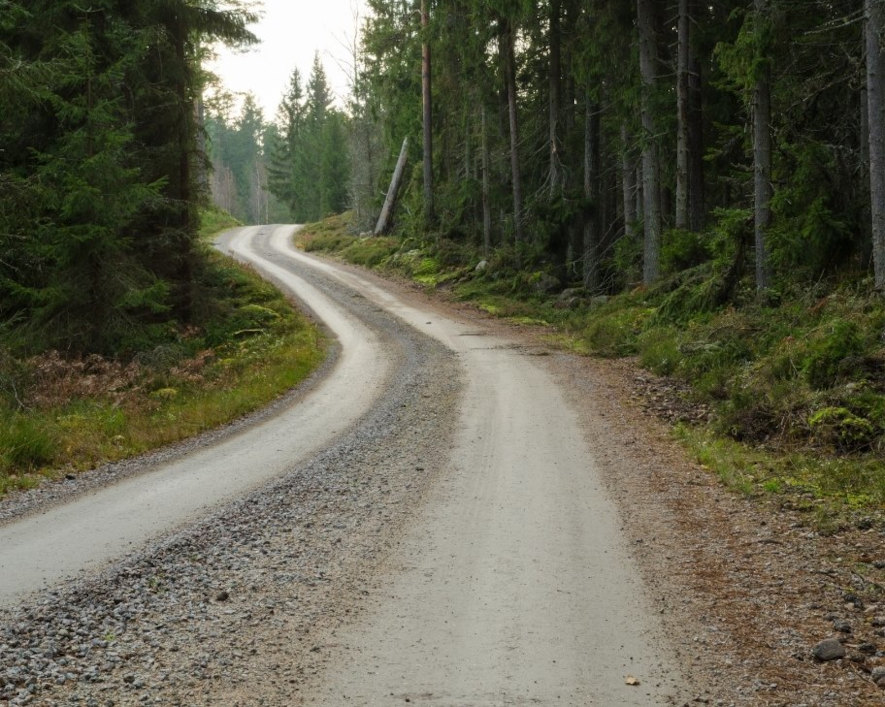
left=296, top=213, right=885, bottom=526
left=198, top=206, right=241, bottom=241
left=0, top=217, right=325, bottom=497
left=676, top=424, right=885, bottom=530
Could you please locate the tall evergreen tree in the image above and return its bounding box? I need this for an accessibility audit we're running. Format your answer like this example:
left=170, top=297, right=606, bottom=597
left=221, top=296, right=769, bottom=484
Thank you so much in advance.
left=0, top=0, right=256, bottom=352
left=263, top=55, right=350, bottom=223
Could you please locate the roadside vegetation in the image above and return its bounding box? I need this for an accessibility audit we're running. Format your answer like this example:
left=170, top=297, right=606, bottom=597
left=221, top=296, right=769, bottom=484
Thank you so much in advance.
left=299, top=214, right=885, bottom=531
left=0, top=4, right=334, bottom=495
left=0, top=212, right=325, bottom=497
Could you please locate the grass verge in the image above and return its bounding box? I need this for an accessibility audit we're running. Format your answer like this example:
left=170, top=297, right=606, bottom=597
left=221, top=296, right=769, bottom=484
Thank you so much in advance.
left=0, top=213, right=325, bottom=497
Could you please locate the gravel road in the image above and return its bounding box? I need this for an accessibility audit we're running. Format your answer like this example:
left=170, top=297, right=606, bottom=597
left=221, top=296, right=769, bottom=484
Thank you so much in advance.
left=0, top=225, right=690, bottom=705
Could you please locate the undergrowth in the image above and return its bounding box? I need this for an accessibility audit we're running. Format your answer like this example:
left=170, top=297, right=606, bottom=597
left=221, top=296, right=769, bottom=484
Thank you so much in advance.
left=0, top=212, right=325, bottom=496
left=298, top=213, right=885, bottom=527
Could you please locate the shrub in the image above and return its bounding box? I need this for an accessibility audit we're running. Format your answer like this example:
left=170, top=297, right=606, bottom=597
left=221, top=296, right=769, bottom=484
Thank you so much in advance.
left=638, top=327, right=681, bottom=376
left=809, top=406, right=876, bottom=452
left=583, top=306, right=651, bottom=357
left=802, top=319, right=865, bottom=390
left=1, top=415, right=57, bottom=470
left=661, top=228, right=711, bottom=274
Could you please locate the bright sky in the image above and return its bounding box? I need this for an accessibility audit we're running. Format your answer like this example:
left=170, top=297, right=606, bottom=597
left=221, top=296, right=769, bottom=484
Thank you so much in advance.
left=207, top=0, right=368, bottom=120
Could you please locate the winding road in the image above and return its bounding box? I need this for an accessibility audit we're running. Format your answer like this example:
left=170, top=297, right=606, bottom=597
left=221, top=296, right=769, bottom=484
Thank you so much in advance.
left=0, top=225, right=689, bottom=705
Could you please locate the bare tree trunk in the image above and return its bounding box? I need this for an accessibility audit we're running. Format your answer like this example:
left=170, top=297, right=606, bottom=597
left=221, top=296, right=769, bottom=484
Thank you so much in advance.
left=675, top=0, right=690, bottom=230
left=464, top=111, right=471, bottom=180
left=421, top=0, right=434, bottom=226
left=501, top=17, right=525, bottom=246
left=375, top=137, right=409, bottom=235
left=583, top=99, right=601, bottom=291
left=861, top=87, right=873, bottom=259
left=635, top=162, right=644, bottom=225
left=549, top=0, right=563, bottom=197
left=688, top=53, right=706, bottom=231
left=481, top=104, right=492, bottom=256
left=867, top=0, right=885, bottom=289
left=621, top=125, right=637, bottom=244
left=637, top=0, right=662, bottom=284
left=753, top=0, right=772, bottom=292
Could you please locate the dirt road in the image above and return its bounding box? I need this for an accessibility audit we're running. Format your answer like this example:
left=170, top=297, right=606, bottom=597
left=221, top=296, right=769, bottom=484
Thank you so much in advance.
left=271, top=229, right=689, bottom=705
left=0, top=225, right=392, bottom=607
left=0, top=225, right=690, bottom=705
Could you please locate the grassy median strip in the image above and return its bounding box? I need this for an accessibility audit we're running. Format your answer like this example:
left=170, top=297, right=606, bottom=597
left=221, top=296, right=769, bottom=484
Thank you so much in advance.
left=0, top=226, right=325, bottom=497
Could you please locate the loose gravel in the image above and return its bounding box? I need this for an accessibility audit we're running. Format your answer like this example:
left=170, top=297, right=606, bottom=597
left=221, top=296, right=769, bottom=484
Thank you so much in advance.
left=0, top=247, right=462, bottom=706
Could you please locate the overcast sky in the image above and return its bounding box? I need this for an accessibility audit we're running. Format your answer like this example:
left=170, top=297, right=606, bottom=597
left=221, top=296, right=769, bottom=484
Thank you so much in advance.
left=207, top=0, right=368, bottom=119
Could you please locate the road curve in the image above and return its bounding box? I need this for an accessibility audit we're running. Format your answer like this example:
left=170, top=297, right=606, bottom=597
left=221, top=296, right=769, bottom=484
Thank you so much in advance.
left=0, top=225, right=689, bottom=705
left=255, top=230, right=690, bottom=704
left=0, top=224, right=390, bottom=608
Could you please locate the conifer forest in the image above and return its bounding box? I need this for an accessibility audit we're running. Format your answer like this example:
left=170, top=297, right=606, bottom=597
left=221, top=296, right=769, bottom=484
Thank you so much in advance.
left=4, top=1, right=885, bottom=347
left=3, top=0, right=885, bottom=462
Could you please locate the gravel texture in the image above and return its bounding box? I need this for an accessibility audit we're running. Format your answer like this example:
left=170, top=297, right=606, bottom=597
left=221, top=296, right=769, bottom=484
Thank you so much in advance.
left=0, top=252, right=461, bottom=706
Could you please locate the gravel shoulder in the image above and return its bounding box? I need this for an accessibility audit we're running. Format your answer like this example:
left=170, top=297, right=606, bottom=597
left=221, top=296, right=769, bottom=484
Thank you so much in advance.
left=1, top=230, right=883, bottom=706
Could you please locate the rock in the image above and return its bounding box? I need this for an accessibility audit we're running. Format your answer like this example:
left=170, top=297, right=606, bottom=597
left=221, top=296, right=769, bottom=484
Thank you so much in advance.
left=871, top=666, right=885, bottom=685
left=844, top=593, right=864, bottom=609
left=858, top=642, right=877, bottom=655
left=813, top=638, right=846, bottom=661
left=553, top=297, right=582, bottom=310
left=557, top=287, right=585, bottom=301
left=474, top=260, right=488, bottom=274
left=833, top=619, right=852, bottom=634
left=215, top=590, right=229, bottom=602
left=534, top=273, right=560, bottom=294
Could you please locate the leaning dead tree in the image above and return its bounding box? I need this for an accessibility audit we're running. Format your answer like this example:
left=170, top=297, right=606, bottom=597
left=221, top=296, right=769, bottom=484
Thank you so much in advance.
left=374, top=137, right=409, bottom=235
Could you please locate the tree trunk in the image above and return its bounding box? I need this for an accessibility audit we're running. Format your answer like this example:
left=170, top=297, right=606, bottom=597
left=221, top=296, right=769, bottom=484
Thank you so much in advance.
left=375, top=137, right=409, bottom=235
left=635, top=162, right=644, bottom=224
left=675, top=0, right=690, bottom=230
left=637, top=0, right=662, bottom=284
left=421, top=0, right=434, bottom=226
left=753, top=0, right=772, bottom=292
left=548, top=0, right=562, bottom=197
left=621, top=125, right=637, bottom=244
left=500, top=16, right=525, bottom=246
left=688, top=54, right=705, bottom=230
left=861, top=87, right=873, bottom=259
left=583, top=99, right=600, bottom=291
left=481, top=104, right=492, bottom=256
left=866, top=0, right=885, bottom=289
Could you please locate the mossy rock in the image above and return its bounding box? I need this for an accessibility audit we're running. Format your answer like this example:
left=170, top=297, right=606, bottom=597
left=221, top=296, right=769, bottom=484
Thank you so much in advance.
left=809, top=406, right=875, bottom=452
